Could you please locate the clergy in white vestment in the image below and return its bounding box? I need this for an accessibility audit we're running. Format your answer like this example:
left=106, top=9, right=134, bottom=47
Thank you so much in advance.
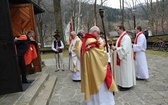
left=133, top=26, right=149, bottom=80
left=112, top=26, right=136, bottom=90
left=81, top=26, right=118, bottom=105
left=69, top=31, right=82, bottom=82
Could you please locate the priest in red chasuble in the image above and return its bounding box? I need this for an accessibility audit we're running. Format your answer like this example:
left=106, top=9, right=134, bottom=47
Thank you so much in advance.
left=81, top=26, right=118, bottom=105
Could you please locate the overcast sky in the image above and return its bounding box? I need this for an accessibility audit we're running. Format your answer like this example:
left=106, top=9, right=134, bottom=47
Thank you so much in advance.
left=97, top=0, right=157, bottom=8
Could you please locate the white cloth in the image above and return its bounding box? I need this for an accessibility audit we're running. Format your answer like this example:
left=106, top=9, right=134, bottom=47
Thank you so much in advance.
left=98, top=37, right=105, bottom=45
left=133, top=32, right=149, bottom=79
left=69, top=36, right=81, bottom=80
left=86, top=82, right=115, bottom=105
left=69, top=37, right=77, bottom=57
left=114, top=32, right=136, bottom=88
left=107, top=53, right=111, bottom=63
left=70, top=56, right=81, bottom=80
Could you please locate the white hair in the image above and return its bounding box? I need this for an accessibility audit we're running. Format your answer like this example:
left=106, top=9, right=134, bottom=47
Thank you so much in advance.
left=89, top=26, right=100, bottom=33
left=70, top=31, right=77, bottom=35
left=80, top=30, right=85, bottom=34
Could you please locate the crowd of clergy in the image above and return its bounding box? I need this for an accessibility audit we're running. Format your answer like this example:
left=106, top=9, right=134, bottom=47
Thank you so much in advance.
left=52, top=25, right=149, bottom=105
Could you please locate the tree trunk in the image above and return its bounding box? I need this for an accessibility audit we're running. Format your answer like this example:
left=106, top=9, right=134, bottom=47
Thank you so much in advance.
left=155, top=0, right=159, bottom=35
left=94, top=0, right=97, bottom=26
left=121, top=0, right=124, bottom=26
left=119, top=0, right=122, bottom=23
left=161, top=0, right=166, bottom=35
left=36, top=0, right=44, bottom=47
left=150, top=0, right=155, bottom=35
left=77, top=0, right=81, bottom=31
left=71, top=0, right=77, bottom=31
left=53, top=0, right=64, bottom=43
left=39, top=18, right=44, bottom=47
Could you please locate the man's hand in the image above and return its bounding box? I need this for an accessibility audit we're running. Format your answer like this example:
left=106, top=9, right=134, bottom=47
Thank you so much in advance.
left=14, top=37, right=18, bottom=42
left=111, top=45, right=116, bottom=51
left=57, top=47, right=60, bottom=50
left=29, top=37, right=35, bottom=41
left=72, top=48, right=76, bottom=51
left=54, top=49, right=59, bottom=52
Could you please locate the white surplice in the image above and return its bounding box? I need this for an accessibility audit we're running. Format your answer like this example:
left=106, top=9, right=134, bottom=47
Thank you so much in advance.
left=114, top=32, right=136, bottom=88
left=133, top=32, right=149, bottom=79
left=86, top=82, right=115, bottom=105
left=69, top=36, right=81, bottom=81
left=69, top=56, right=81, bottom=80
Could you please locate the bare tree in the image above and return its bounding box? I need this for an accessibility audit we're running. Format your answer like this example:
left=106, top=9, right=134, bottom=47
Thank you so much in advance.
left=120, top=0, right=125, bottom=26
left=93, top=0, right=108, bottom=27
left=124, top=0, right=136, bottom=29
left=34, top=0, right=44, bottom=47
left=39, top=0, right=56, bottom=46
left=94, top=0, right=97, bottom=26
left=160, top=0, right=166, bottom=35
left=70, top=0, right=77, bottom=31
left=53, top=0, right=64, bottom=43
left=99, top=0, right=108, bottom=6
left=147, top=0, right=155, bottom=34
left=77, top=0, right=82, bottom=31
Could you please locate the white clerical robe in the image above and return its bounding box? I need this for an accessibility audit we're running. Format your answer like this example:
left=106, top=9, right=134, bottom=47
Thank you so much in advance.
left=133, top=33, right=149, bottom=79
left=86, top=82, right=115, bottom=105
left=69, top=36, right=81, bottom=80
left=114, top=32, right=136, bottom=88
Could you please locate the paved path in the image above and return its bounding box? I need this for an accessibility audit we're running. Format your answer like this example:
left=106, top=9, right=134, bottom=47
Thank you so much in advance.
left=42, top=54, right=168, bottom=105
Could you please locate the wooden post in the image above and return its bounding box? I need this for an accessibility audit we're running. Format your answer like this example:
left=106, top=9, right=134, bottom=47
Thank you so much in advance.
left=0, top=0, right=23, bottom=95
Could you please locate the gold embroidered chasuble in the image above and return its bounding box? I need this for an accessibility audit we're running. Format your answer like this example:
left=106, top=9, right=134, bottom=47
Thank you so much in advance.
left=81, top=34, right=118, bottom=101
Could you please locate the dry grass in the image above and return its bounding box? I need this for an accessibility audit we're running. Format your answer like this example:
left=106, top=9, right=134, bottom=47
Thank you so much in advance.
left=41, top=50, right=168, bottom=59
left=41, top=50, right=69, bottom=59
left=146, top=50, right=168, bottom=57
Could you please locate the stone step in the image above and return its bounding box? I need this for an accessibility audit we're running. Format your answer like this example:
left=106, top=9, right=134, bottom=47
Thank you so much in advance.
left=13, top=73, right=49, bottom=105
left=0, top=92, right=22, bottom=105
left=0, top=72, right=41, bottom=105
left=32, top=76, right=57, bottom=105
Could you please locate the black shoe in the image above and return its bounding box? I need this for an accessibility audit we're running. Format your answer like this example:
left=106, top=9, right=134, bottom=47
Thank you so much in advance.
left=22, top=80, right=32, bottom=84
left=73, top=80, right=81, bottom=82
left=136, top=77, right=146, bottom=80
left=55, top=70, right=59, bottom=72
left=118, top=86, right=131, bottom=91
left=62, top=69, right=64, bottom=71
